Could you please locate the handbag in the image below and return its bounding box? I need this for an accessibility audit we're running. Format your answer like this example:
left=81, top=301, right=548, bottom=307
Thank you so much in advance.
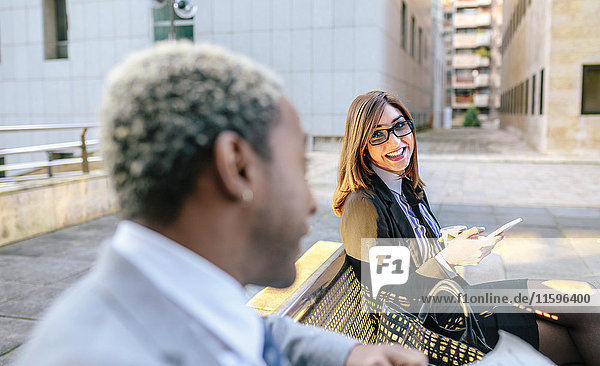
left=417, top=279, right=493, bottom=354
left=376, top=279, right=492, bottom=365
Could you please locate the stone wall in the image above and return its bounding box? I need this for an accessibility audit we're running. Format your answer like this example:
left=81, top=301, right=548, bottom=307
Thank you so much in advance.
left=547, top=0, right=600, bottom=152
left=0, top=172, right=117, bottom=247
left=499, top=0, right=600, bottom=153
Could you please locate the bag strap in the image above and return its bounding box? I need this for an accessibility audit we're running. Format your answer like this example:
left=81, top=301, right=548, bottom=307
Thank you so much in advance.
left=418, top=279, right=493, bottom=353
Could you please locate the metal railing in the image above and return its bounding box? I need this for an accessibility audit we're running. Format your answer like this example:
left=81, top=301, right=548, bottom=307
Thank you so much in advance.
left=0, top=124, right=102, bottom=182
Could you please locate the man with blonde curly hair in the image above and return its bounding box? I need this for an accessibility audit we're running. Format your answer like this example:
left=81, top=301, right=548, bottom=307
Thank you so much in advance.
left=15, top=42, right=427, bottom=366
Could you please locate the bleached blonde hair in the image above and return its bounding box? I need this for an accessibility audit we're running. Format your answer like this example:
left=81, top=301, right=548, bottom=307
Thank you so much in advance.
left=101, top=41, right=282, bottom=223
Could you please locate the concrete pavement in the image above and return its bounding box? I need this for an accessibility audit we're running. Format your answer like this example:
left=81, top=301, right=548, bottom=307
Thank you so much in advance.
left=2, top=127, right=600, bottom=364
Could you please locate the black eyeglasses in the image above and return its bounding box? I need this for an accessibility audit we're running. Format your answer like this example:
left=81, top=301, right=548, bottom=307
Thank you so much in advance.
left=369, top=117, right=413, bottom=145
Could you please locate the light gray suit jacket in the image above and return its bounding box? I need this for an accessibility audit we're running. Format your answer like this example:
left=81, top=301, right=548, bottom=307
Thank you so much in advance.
left=15, top=244, right=358, bottom=366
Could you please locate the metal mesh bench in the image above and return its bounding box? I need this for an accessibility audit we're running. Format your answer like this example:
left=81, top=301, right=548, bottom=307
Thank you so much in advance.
left=247, top=241, right=486, bottom=365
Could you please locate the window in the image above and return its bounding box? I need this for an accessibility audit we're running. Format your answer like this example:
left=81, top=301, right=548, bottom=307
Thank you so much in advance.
left=153, top=5, right=194, bottom=41
left=418, top=27, right=422, bottom=64
left=411, top=16, right=415, bottom=58
left=401, top=2, right=406, bottom=50
left=519, top=82, right=523, bottom=114
left=539, top=68, right=544, bottom=114
left=531, top=74, right=536, bottom=115
left=582, top=65, right=600, bottom=114
left=524, top=79, right=528, bottom=114
left=511, top=87, right=515, bottom=114
left=43, top=0, right=68, bottom=59
left=517, top=84, right=521, bottom=114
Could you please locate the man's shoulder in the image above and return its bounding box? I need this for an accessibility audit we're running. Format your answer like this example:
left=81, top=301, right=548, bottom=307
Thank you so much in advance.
left=15, top=274, right=160, bottom=365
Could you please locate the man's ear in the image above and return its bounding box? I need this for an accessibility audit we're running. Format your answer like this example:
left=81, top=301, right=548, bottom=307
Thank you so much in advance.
left=212, top=131, right=260, bottom=201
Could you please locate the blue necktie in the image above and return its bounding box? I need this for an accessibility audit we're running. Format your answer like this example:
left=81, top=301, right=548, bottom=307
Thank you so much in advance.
left=262, top=323, right=290, bottom=366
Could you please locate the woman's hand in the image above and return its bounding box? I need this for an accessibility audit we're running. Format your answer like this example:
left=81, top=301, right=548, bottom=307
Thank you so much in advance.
left=439, top=227, right=503, bottom=268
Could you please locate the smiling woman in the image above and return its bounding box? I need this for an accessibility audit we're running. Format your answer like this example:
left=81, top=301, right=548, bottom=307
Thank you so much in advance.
left=331, top=90, right=600, bottom=365
left=332, top=91, right=425, bottom=218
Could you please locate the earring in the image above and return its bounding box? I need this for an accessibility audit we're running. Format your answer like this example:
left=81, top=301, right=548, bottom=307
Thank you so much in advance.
left=242, top=190, right=254, bottom=203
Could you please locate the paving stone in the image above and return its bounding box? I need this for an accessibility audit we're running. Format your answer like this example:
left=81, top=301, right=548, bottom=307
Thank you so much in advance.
left=561, top=228, right=600, bottom=238
left=0, top=255, right=91, bottom=286
left=503, top=257, right=595, bottom=280
left=0, top=283, right=43, bottom=305
left=547, top=207, right=600, bottom=218
left=505, top=226, right=564, bottom=238
left=0, top=344, right=23, bottom=366
left=0, top=286, right=66, bottom=320
left=435, top=211, right=496, bottom=230
left=555, top=217, right=600, bottom=230
left=438, top=204, right=494, bottom=214
left=0, top=318, right=34, bottom=357
left=494, top=212, right=556, bottom=229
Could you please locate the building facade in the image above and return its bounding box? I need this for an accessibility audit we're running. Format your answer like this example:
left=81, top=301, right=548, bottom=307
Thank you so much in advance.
left=442, top=0, right=502, bottom=125
left=0, top=0, right=446, bottom=172
left=499, top=0, right=600, bottom=152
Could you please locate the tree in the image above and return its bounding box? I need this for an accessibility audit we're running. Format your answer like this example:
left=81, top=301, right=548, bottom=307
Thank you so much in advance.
left=463, top=106, right=481, bottom=127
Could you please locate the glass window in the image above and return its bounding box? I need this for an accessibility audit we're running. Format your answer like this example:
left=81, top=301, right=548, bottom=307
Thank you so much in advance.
left=153, top=4, right=194, bottom=42
left=401, top=2, right=406, bottom=50
left=531, top=74, right=536, bottom=115
left=539, top=68, right=544, bottom=115
left=411, top=16, right=415, bottom=58
left=418, top=27, right=422, bottom=64
left=525, top=79, right=528, bottom=114
left=582, top=65, right=600, bottom=114
left=43, top=0, right=68, bottom=59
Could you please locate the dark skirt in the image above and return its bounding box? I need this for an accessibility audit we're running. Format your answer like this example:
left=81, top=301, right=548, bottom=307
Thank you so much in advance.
left=469, top=279, right=539, bottom=350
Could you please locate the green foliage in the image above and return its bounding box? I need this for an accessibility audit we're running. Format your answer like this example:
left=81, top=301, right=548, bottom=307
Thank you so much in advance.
left=475, top=47, right=490, bottom=58
left=463, top=106, right=481, bottom=127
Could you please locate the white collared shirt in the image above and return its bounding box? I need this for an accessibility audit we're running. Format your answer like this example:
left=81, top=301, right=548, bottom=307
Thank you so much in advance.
left=371, top=166, right=456, bottom=276
left=111, top=220, right=266, bottom=366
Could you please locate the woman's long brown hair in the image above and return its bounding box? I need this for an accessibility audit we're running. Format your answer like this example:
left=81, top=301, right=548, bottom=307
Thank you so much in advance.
left=332, top=91, right=424, bottom=217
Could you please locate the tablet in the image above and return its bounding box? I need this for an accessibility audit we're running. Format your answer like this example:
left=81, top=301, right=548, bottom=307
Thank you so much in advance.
left=484, top=217, right=523, bottom=239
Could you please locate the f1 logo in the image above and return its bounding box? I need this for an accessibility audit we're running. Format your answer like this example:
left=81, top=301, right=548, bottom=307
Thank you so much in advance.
left=368, top=246, right=410, bottom=298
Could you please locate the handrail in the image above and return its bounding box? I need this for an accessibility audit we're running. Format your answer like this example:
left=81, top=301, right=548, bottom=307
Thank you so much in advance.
left=0, top=124, right=101, bottom=180
left=0, top=139, right=100, bottom=156
left=0, top=124, right=98, bottom=132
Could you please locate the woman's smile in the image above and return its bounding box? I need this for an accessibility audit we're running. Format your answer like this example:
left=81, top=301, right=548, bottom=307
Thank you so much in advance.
left=384, top=147, right=408, bottom=161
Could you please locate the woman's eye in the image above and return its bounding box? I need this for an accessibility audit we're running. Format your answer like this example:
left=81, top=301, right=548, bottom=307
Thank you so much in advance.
left=371, top=130, right=385, bottom=139
left=393, top=122, right=407, bottom=131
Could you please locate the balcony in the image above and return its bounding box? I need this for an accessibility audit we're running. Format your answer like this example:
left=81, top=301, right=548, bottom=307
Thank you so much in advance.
left=476, top=12, right=491, bottom=26
left=455, top=0, right=478, bottom=8
left=453, top=75, right=475, bottom=89
left=454, top=33, right=477, bottom=48
left=476, top=32, right=491, bottom=46
left=455, top=32, right=490, bottom=49
left=452, top=94, right=474, bottom=108
left=475, top=74, right=490, bottom=87
left=453, top=54, right=489, bottom=68
left=454, top=13, right=477, bottom=28
left=454, top=12, right=491, bottom=28
left=474, top=93, right=490, bottom=107
left=455, top=0, right=492, bottom=8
